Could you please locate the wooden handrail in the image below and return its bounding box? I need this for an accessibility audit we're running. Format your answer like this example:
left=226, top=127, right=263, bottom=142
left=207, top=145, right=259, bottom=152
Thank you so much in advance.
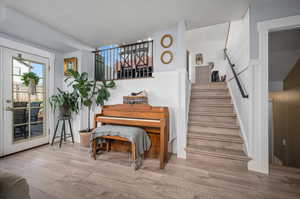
left=225, top=22, right=231, bottom=49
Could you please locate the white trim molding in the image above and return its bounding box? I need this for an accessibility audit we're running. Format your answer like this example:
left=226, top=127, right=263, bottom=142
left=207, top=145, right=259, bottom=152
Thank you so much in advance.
left=176, top=69, right=188, bottom=159
left=0, top=36, right=55, bottom=156
left=0, top=47, right=3, bottom=156
left=226, top=78, right=249, bottom=154
left=252, top=14, right=300, bottom=174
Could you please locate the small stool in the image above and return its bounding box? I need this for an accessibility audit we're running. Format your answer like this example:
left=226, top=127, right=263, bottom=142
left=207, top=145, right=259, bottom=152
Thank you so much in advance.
left=51, top=117, right=74, bottom=147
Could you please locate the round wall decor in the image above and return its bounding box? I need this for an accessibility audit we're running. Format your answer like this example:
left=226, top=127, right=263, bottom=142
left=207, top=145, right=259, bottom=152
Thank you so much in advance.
left=161, top=50, right=173, bottom=64
left=160, top=34, right=173, bottom=48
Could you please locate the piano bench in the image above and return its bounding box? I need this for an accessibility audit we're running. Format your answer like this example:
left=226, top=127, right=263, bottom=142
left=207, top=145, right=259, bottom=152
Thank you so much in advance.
left=92, top=136, right=136, bottom=161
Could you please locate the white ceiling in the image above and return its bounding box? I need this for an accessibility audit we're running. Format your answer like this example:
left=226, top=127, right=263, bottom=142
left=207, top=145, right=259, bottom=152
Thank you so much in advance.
left=3, top=0, right=251, bottom=48
left=269, top=29, right=300, bottom=81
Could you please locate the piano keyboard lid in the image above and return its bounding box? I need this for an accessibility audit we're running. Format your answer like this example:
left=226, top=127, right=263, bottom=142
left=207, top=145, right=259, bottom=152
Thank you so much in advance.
left=98, top=116, right=160, bottom=123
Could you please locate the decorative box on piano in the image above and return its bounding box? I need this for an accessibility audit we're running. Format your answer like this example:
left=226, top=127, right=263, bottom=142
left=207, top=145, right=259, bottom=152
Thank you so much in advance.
left=123, top=96, right=148, bottom=104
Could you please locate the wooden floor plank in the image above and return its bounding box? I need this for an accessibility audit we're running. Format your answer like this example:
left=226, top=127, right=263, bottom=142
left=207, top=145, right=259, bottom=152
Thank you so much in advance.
left=0, top=144, right=300, bottom=199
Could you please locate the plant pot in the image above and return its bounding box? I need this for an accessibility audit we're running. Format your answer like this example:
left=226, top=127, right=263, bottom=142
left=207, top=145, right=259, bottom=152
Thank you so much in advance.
left=58, top=106, right=71, bottom=118
left=79, top=131, right=91, bottom=147
left=29, top=79, right=37, bottom=95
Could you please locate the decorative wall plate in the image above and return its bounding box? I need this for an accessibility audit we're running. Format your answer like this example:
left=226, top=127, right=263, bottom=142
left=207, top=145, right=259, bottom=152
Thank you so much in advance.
left=161, top=50, right=173, bottom=64
left=160, top=34, right=173, bottom=48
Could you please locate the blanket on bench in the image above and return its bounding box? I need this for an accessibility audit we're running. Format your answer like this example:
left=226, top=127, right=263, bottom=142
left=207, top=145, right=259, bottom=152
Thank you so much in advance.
left=91, top=125, right=151, bottom=163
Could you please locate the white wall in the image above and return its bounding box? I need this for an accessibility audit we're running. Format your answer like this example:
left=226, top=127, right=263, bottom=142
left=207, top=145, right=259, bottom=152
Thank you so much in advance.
left=227, top=1, right=300, bottom=173
left=269, top=49, right=300, bottom=82
left=269, top=81, right=283, bottom=92
left=93, top=22, right=189, bottom=157
left=85, top=22, right=189, bottom=156
left=152, top=21, right=187, bottom=73
left=0, top=5, right=92, bottom=53
left=268, top=30, right=300, bottom=90
left=152, top=26, right=177, bottom=72
left=225, top=9, right=251, bottom=156
left=249, top=0, right=300, bottom=59
left=62, top=50, right=94, bottom=143
left=99, top=70, right=186, bottom=154
left=186, top=23, right=228, bottom=83
left=59, top=22, right=189, bottom=156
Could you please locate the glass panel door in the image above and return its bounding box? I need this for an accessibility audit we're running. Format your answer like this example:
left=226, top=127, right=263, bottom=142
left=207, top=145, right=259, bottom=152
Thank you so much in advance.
left=2, top=48, right=49, bottom=155
left=12, top=58, right=46, bottom=143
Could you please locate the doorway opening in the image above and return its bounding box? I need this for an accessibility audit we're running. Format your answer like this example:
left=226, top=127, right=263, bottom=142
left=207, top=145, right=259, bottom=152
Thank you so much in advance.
left=268, top=28, right=300, bottom=169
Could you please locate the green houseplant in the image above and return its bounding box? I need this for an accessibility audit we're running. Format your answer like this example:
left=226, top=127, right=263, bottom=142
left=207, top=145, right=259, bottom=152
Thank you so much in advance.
left=66, top=69, right=115, bottom=147
left=21, top=72, right=40, bottom=94
left=49, top=88, right=80, bottom=118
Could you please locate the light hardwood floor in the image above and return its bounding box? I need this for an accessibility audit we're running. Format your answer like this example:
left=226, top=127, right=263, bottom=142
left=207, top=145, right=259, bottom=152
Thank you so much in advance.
left=1, top=144, right=300, bottom=199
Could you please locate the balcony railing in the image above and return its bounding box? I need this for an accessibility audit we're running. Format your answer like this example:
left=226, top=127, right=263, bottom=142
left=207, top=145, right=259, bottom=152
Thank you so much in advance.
left=93, top=40, right=153, bottom=81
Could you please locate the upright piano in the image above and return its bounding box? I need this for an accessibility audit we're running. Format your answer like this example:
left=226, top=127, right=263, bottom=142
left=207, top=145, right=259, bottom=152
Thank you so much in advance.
left=93, top=104, right=169, bottom=169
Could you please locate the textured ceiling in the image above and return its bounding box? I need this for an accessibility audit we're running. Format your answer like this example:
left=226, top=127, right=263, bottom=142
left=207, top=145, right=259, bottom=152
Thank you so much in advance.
left=3, top=0, right=251, bottom=47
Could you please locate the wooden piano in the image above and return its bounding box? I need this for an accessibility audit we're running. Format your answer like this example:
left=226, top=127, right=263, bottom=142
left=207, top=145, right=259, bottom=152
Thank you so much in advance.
left=93, top=104, right=169, bottom=169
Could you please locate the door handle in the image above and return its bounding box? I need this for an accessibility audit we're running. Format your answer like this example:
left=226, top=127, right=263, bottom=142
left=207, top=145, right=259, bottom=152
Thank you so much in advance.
left=5, top=106, right=14, bottom=111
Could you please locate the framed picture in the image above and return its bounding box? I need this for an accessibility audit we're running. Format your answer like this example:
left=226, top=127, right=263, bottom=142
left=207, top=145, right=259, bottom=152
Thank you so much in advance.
left=64, top=57, right=78, bottom=75
left=195, top=53, right=203, bottom=65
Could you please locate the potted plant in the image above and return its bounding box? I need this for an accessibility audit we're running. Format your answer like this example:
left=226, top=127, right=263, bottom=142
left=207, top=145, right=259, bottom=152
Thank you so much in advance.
left=66, top=69, right=115, bottom=147
left=21, top=72, right=40, bottom=94
left=49, top=88, right=80, bottom=118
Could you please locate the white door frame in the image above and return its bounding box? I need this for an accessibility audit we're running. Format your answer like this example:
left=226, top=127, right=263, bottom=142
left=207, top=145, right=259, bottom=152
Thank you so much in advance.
left=254, top=15, right=300, bottom=174
left=0, top=37, right=55, bottom=156
left=3, top=49, right=49, bottom=154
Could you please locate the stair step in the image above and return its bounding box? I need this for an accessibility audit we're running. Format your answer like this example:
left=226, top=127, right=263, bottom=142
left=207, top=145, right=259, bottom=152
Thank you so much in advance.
left=193, top=82, right=226, bottom=85
left=189, top=106, right=234, bottom=113
left=186, top=145, right=249, bottom=162
left=186, top=153, right=248, bottom=169
left=191, top=90, right=229, bottom=95
left=190, top=98, right=232, bottom=105
left=189, top=115, right=237, bottom=123
left=188, top=138, right=243, bottom=151
left=190, top=103, right=233, bottom=108
left=192, top=87, right=228, bottom=92
left=192, top=85, right=229, bottom=92
left=189, top=111, right=236, bottom=117
left=188, top=125, right=240, bottom=136
left=190, top=95, right=231, bottom=99
left=188, top=132, right=243, bottom=143
left=189, top=121, right=239, bottom=129
left=192, top=83, right=227, bottom=90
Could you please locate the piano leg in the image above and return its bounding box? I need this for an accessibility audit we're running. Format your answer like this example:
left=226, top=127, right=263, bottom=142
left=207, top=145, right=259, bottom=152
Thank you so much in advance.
left=160, top=128, right=166, bottom=169
left=164, top=126, right=169, bottom=163
left=92, top=139, right=97, bottom=160
left=131, top=143, right=136, bottom=161
left=106, top=141, right=111, bottom=152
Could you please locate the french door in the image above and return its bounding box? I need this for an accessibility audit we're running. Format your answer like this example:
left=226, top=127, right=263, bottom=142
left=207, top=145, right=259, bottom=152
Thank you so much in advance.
left=2, top=48, right=49, bottom=155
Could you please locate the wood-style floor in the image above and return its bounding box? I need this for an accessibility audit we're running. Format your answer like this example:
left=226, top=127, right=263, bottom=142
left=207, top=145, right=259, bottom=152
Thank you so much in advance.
left=1, top=144, right=300, bottom=199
